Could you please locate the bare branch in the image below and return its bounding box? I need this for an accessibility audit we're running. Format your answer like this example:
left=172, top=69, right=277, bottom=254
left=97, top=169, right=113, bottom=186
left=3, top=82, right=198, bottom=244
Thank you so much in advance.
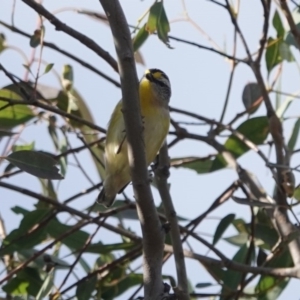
left=0, top=20, right=121, bottom=88
left=0, top=181, right=141, bottom=242
left=98, top=1, right=165, bottom=298
left=154, top=143, right=189, bottom=299
left=164, top=245, right=300, bottom=279
left=224, top=0, right=300, bottom=267
left=279, top=0, right=300, bottom=49
left=20, top=0, right=118, bottom=72
left=0, top=64, right=106, bottom=133
left=168, top=34, right=247, bottom=64
left=256, top=0, right=271, bottom=63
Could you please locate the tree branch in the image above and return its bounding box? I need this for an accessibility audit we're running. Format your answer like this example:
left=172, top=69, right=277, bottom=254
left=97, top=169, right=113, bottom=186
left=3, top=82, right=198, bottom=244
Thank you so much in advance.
left=154, top=144, right=189, bottom=299
left=255, top=0, right=271, bottom=64
left=0, top=20, right=121, bottom=88
left=225, top=0, right=300, bottom=267
left=20, top=0, right=118, bottom=72
left=0, top=181, right=141, bottom=242
left=164, top=245, right=300, bottom=279
left=279, top=0, right=300, bottom=49
left=98, top=1, right=165, bottom=299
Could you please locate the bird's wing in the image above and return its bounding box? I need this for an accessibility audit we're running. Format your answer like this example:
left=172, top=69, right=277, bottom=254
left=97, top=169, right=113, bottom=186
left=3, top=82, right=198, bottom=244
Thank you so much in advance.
left=105, top=100, right=127, bottom=156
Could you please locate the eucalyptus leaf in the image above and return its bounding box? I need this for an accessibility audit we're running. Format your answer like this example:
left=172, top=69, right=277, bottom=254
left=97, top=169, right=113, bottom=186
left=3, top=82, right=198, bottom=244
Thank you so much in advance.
left=213, top=213, right=235, bottom=245
left=5, top=150, right=63, bottom=180
left=0, top=89, right=35, bottom=128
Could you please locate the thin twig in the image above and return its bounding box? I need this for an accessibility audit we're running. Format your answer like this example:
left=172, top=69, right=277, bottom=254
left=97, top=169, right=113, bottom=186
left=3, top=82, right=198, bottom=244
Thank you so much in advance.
left=154, top=143, right=189, bottom=299
left=0, top=21, right=121, bottom=88
left=21, top=0, right=118, bottom=72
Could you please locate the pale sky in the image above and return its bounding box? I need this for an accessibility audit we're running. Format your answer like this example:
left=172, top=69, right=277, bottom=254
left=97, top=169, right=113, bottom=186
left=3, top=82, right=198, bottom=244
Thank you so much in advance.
left=1, top=0, right=300, bottom=299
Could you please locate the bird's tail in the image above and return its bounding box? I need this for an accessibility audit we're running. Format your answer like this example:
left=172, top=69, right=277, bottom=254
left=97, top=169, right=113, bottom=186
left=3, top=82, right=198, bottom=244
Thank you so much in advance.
left=97, top=188, right=116, bottom=208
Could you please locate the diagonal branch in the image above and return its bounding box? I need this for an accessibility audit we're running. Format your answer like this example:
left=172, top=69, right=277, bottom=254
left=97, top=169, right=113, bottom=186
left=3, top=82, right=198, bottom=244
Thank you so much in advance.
left=0, top=20, right=120, bottom=87
left=154, top=143, right=189, bottom=300
left=279, top=0, right=300, bottom=49
left=20, top=0, right=118, bottom=72
left=0, top=181, right=141, bottom=242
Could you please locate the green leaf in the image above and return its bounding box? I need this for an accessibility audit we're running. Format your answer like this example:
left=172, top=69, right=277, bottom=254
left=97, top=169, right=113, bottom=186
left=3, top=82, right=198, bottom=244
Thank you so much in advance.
left=221, top=244, right=249, bottom=292
left=146, top=2, right=162, bottom=33
left=242, top=82, right=263, bottom=114
left=195, top=282, right=214, bottom=288
left=101, top=273, right=143, bottom=299
left=3, top=277, right=30, bottom=296
left=288, top=118, right=300, bottom=150
left=0, top=32, right=6, bottom=53
left=13, top=142, right=35, bottom=152
left=171, top=156, right=220, bottom=174
left=2, top=267, right=43, bottom=296
left=145, top=2, right=170, bottom=47
left=224, top=232, right=248, bottom=246
left=59, top=138, right=68, bottom=177
left=0, top=209, right=51, bottom=256
left=256, top=277, right=289, bottom=300
left=78, top=256, right=91, bottom=273
left=71, top=88, right=106, bottom=179
left=223, top=117, right=269, bottom=156
left=172, top=117, right=269, bottom=174
left=157, top=5, right=171, bottom=46
left=266, top=37, right=282, bottom=73
left=257, top=248, right=267, bottom=266
left=30, top=29, right=41, bottom=48
left=47, top=218, right=89, bottom=250
left=83, top=242, right=136, bottom=254
left=201, top=262, right=225, bottom=283
left=0, top=89, right=35, bottom=128
left=133, top=24, right=149, bottom=52
left=273, top=10, right=284, bottom=38
left=48, top=115, right=59, bottom=150
left=293, top=185, right=300, bottom=201
left=62, top=64, right=73, bottom=91
left=279, top=42, right=294, bottom=62
left=285, top=9, right=300, bottom=48
left=90, top=199, right=135, bottom=217
left=34, top=83, right=105, bottom=180
left=255, top=248, right=292, bottom=298
left=39, top=179, right=58, bottom=201
left=76, top=276, right=97, bottom=300
left=2, top=81, right=46, bottom=101
left=36, top=269, right=54, bottom=300
left=5, top=142, right=35, bottom=173
left=5, top=150, right=63, bottom=180
left=11, top=205, right=30, bottom=215
left=18, top=249, right=70, bottom=270
left=276, top=93, right=299, bottom=119
left=44, top=63, right=54, bottom=74
left=232, top=218, right=248, bottom=233
left=252, top=223, right=279, bottom=250
left=213, top=213, right=235, bottom=245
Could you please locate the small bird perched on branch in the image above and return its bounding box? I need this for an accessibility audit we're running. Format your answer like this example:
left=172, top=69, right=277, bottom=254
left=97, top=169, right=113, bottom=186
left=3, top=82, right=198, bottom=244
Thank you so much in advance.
left=97, top=68, right=171, bottom=207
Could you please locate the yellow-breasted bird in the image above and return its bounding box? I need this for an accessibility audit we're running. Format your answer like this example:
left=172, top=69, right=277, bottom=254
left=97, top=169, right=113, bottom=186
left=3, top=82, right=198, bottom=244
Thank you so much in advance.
left=97, top=68, right=171, bottom=207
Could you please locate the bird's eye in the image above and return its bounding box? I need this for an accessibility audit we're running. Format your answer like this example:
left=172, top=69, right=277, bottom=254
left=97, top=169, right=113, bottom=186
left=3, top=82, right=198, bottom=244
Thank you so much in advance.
left=146, top=73, right=153, bottom=81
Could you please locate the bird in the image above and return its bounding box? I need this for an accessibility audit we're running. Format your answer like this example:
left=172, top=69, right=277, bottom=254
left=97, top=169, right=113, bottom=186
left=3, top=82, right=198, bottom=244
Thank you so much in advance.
left=97, top=68, right=171, bottom=207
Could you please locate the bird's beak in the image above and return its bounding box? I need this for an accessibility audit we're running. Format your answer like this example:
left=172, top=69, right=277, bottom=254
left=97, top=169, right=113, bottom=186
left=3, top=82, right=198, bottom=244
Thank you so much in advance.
left=145, top=70, right=153, bottom=81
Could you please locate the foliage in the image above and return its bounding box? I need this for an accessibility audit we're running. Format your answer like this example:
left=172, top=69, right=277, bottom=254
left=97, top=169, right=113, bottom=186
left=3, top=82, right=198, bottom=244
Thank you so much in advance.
left=1, top=0, right=300, bottom=299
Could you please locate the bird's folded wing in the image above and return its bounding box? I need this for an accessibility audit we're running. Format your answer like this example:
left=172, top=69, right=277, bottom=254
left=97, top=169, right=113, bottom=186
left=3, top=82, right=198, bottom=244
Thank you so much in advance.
left=105, top=100, right=127, bottom=156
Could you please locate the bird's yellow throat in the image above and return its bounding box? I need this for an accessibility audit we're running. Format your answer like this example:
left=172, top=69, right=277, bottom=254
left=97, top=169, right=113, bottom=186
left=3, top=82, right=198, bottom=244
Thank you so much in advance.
left=139, top=78, right=161, bottom=115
